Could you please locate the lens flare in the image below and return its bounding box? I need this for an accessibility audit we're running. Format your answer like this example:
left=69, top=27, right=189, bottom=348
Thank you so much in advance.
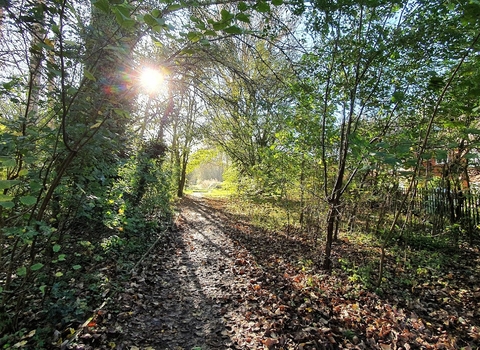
left=140, top=67, right=164, bottom=93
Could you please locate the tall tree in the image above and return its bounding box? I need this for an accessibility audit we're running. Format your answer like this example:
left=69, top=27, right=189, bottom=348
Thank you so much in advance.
left=290, top=0, right=442, bottom=269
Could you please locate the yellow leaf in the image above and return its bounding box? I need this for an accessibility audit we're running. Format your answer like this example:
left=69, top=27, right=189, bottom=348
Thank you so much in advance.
left=44, top=38, right=55, bottom=48
left=14, top=340, right=28, bottom=348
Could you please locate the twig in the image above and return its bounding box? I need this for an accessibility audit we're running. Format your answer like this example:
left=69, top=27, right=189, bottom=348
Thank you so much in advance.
left=129, top=227, right=171, bottom=275
left=61, top=301, right=107, bottom=349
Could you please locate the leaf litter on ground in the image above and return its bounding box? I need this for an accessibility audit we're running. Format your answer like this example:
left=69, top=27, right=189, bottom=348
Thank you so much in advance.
left=66, top=196, right=479, bottom=350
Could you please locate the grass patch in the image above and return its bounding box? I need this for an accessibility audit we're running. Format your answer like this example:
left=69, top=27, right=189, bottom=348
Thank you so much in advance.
left=225, top=196, right=301, bottom=230
left=185, top=181, right=236, bottom=198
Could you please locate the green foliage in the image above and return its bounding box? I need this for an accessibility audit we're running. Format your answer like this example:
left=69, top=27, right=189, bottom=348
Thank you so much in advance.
left=0, top=1, right=176, bottom=344
left=100, top=235, right=126, bottom=252
left=219, top=165, right=240, bottom=193
left=186, top=148, right=219, bottom=175
left=1, top=0, right=480, bottom=345
left=339, top=257, right=375, bottom=289
left=101, top=154, right=172, bottom=235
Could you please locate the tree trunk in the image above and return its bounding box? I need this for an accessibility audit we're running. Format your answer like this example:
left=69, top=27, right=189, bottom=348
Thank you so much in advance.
left=299, top=157, right=306, bottom=226
left=323, top=199, right=339, bottom=270
left=177, top=152, right=188, bottom=197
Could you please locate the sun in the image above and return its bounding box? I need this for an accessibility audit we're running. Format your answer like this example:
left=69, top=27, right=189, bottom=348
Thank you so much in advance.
left=140, top=67, right=165, bottom=94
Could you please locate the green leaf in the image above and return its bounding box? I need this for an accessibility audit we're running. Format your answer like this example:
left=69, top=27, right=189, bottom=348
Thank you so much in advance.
left=53, top=244, right=61, bottom=253
left=20, top=196, right=37, bottom=205
left=221, top=9, right=234, bottom=21
left=200, top=39, right=210, bottom=46
left=204, top=30, right=217, bottom=36
left=17, top=266, right=27, bottom=277
left=144, top=13, right=166, bottom=29
left=238, top=1, right=249, bottom=11
left=187, top=31, right=202, bottom=42
left=435, top=150, right=448, bottom=161
left=212, top=21, right=228, bottom=31
left=31, top=263, right=44, bottom=271
left=0, top=157, right=16, bottom=167
left=55, top=271, right=63, bottom=277
left=84, top=69, right=96, bottom=81
left=92, top=0, right=110, bottom=13
left=236, top=13, right=250, bottom=23
left=167, top=3, right=182, bottom=11
left=51, top=24, right=60, bottom=35
left=0, top=180, right=20, bottom=190
left=223, top=25, right=243, bottom=34
left=90, top=121, right=103, bottom=129
left=0, top=194, right=14, bottom=201
left=195, top=21, right=206, bottom=30
left=391, top=91, right=405, bottom=103
left=271, top=0, right=283, bottom=5
left=113, top=108, right=130, bottom=118
left=73, top=265, right=82, bottom=270
left=144, top=14, right=156, bottom=26
left=255, top=1, right=270, bottom=12
left=2, top=79, right=17, bottom=90
left=29, top=181, right=42, bottom=192
left=112, top=4, right=136, bottom=29
left=0, top=201, right=14, bottom=209
left=190, top=15, right=201, bottom=23
left=464, top=128, right=480, bottom=135
left=39, top=285, right=46, bottom=295
left=466, top=153, right=479, bottom=159
left=384, top=156, right=399, bottom=165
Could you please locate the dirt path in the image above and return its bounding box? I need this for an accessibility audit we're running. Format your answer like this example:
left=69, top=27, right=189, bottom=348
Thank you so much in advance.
left=108, top=196, right=263, bottom=350
left=107, top=196, right=333, bottom=350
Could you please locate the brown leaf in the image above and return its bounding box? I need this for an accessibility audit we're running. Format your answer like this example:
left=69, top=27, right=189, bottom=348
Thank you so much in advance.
left=262, top=338, right=278, bottom=349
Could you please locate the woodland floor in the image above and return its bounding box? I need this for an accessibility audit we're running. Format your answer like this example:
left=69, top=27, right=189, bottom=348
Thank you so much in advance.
left=65, top=195, right=480, bottom=350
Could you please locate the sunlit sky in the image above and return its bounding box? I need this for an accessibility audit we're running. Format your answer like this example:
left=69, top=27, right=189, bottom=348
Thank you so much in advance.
left=140, top=67, right=166, bottom=94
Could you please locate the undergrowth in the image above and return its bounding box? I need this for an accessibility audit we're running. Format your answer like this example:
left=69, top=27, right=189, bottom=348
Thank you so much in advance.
left=217, top=193, right=478, bottom=296
left=0, top=221, right=170, bottom=349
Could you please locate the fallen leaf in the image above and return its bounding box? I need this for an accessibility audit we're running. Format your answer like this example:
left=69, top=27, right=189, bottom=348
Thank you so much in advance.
left=262, top=338, right=278, bottom=348
left=13, top=341, right=28, bottom=348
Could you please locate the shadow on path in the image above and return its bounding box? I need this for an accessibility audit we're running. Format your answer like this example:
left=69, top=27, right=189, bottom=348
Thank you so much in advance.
left=111, top=197, right=239, bottom=349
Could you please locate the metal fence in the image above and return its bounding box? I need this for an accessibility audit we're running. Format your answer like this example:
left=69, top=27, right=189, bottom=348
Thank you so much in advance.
left=343, top=187, right=480, bottom=241
left=403, top=188, right=480, bottom=229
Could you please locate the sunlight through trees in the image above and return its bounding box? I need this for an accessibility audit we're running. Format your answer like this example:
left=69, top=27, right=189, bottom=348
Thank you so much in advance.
left=1, top=0, right=480, bottom=347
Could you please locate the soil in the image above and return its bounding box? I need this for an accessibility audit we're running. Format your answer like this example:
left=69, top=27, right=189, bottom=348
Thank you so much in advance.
left=65, top=195, right=480, bottom=350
